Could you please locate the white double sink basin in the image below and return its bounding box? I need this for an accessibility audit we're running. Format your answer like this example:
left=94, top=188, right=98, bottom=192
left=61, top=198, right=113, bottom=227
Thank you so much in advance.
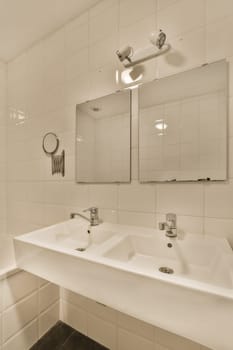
left=14, top=218, right=233, bottom=350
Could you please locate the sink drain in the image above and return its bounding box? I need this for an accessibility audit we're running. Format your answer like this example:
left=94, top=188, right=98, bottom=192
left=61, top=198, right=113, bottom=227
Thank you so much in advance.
left=159, top=266, right=174, bottom=274
left=75, top=247, right=86, bottom=252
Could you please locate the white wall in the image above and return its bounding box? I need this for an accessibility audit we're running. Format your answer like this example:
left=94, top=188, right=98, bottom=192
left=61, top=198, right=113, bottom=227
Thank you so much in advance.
left=0, top=271, right=59, bottom=350
left=0, top=62, right=7, bottom=235
left=60, top=288, right=211, bottom=350
left=6, top=0, right=233, bottom=244
left=6, top=0, right=233, bottom=349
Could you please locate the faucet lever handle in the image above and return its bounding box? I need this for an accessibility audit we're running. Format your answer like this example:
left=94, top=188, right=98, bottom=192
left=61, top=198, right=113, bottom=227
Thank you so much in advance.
left=166, top=213, right=176, bottom=221
left=166, top=213, right=176, bottom=227
left=158, top=222, right=166, bottom=230
left=83, top=207, right=99, bottom=226
left=83, top=207, right=98, bottom=214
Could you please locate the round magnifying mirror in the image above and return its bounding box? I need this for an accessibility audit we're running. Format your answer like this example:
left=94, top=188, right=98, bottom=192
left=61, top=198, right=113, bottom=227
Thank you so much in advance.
left=42, top=132, right=59, bottom=155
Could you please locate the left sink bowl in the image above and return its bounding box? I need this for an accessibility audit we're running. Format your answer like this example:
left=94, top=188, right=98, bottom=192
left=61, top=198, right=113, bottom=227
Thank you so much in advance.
left=15, top=218, right=116, bottom=252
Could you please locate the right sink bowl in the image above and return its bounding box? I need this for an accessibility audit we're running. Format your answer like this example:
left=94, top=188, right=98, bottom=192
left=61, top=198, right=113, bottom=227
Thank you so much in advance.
left=103, top=233, right=233, bottom=289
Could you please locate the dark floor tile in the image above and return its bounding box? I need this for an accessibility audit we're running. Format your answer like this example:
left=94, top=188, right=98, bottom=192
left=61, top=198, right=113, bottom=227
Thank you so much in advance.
left=62, top=332, right=108, bottom=350
left=30, top=321, right=108, bottom=350
left=30, top=321, right=74, bottom=350
left=90, top=341, right=109, bottom=350
left=30, top=344, right=39, bottom=350
left=56, top=322, right=75, bottom=343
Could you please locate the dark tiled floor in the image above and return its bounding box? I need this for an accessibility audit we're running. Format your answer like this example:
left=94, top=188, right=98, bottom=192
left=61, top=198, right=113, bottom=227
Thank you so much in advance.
left=30, top=321, right=108, bottom=350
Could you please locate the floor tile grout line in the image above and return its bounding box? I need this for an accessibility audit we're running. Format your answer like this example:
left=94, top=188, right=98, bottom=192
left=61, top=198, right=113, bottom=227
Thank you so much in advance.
left=61, top=329, right=76, bottom=347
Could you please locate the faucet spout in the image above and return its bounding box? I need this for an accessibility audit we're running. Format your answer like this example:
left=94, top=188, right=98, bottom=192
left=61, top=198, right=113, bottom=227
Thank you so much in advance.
left=70, top=207, right=100, bottom=226
left=70, top=212, right=91, bottom=223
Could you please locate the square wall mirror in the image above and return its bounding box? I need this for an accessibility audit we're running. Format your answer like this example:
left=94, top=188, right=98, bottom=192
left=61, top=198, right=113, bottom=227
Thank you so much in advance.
left=76, top=90, right=131, bottom=183
left=139, top=60, right=228, bottom=182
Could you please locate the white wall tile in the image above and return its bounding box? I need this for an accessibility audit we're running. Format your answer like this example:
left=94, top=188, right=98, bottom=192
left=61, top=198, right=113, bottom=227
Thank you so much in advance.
left=62, top=300, right=87, bottom=335
left=157, top=183, right=203, bottom=216
left=89, top=35, right=118, bottom=70
left=117, top=312, right=154, bottom=341
left=158, top=0, right=178, bottom=11
left=206, top=0, right=233, bottom=23
left=2, top=319, right=38, bottom=350
left=87, top=299, right=117, bottom=324
left=39, top=301, right=59, bottom=337
left=89, top=65, right=119, bottom=99
left=118, top=182, right=156, bottom=212
left=98, top=209, right=118, bottom=224
left=119, top=0, right=156, bottom=28
left=0, top=280, right=3, bottom=312
left=158, top=0, right=205, bottom=38
left=65, top=13, right=89, bottom=56
left=204, top=217, right=233, bottom=247
left=118, top=328, right=154, bottom=350
left=119, top=15, right=156, bottom=50
left=65, top=72, right=90, bottom=107
left=43, top=204, right=67, bottom=226
left=89, top=184, right=118, bottom=209
left=204, top=181, right=233, bottom=218
left=2, top=292, right=38, bottom=342
left=43, top=28, right=65, bottom=67
left=206, top=15, right=233, bottom=62
left=3, top=271, right=38, bottom=309
left=61, top=289, right=89, bottom=310
left=155, top=327, right=201, bottom=350
left=118, top=210, right=156, bottom=227
left=89, top=4, right=118, bottom=45
left=87, top=313, right=117, bottom=349
left=0, top=312, right=2, bottom=347
left=90, top=0, right=118, bottom=18
left=158, top=27, right=205, bottom=78
left=39, top=283, right=59, bottom=313
left=65, top=48, right=89, bottom=82
left=155, top=344, right=170, bottom=350
left=156, top=214, right=203, bottom=235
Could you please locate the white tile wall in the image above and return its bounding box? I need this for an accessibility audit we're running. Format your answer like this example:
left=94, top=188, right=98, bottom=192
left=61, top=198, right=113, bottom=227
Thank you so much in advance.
left=0, top=271, right=59, bottom=349
left=0, top=62, right=6, bottom=237
left=7, top=0, right=233, bottom=243
left=60, top=289, right=210, bottom=350
left=5, top=0, right=233, bottom=349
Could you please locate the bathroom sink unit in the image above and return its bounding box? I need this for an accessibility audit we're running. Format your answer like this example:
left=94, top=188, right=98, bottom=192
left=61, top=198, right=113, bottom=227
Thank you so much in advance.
left=14, top=219, right=233, bottom=350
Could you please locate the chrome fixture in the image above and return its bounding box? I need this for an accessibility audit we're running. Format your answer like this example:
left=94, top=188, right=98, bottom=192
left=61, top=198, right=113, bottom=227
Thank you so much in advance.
left=159, top=213, right=177, bottom=238
left=116, top=29, right=171, bottom=68
left=116, top=45, right=134, bottom=63
left=159, top=266, right=174, bottom=274
left=70, top=207, right=100, bottom=226
left=153, top=29, right=167, bottom=49
left=42, top=132, right=65, bottom=177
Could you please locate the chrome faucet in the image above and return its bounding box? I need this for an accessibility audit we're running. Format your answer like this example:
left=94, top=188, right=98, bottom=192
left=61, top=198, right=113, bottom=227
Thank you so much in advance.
left=70, top=207, right=100, bottom=226
left=159, top=213, right=177, bottom=237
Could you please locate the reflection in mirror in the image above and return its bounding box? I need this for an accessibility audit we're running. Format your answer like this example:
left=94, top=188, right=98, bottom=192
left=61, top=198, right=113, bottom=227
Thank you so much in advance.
left=139, top=60, right=227, bottom=182
left=76, top=90, right=131, bottom=183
